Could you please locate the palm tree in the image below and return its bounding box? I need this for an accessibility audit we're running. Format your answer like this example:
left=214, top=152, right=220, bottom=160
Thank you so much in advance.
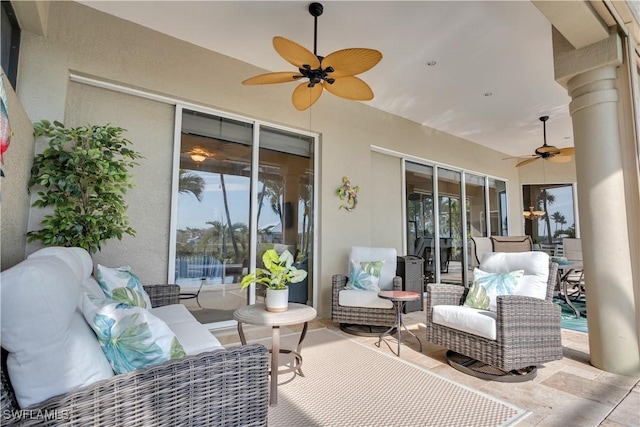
left=299, top=182, right=313, bottom=259
left=205, top=220, right=225, bottom=257
left=219, top=173, right=240, bottom=261
left=178, top=169, right=205, bottom=202
left=551, top=211, right=563, bottom=234
left=537, top=189, right=555, bottom=243
left=256, top=178, right=284, bottom=226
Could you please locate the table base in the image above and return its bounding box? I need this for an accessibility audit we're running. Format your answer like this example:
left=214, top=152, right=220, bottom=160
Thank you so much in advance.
left=340, top=323, right=396, bottom=337
left=446, top=351, right=537, bottom=382
left=237, top=321, right=309, bottom=406
left=375, top=300, right=422, bottom=356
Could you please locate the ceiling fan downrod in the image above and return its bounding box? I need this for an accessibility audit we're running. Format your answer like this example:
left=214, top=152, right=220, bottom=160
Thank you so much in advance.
left=540, top=115, right=549, bottom=146
left=304, top=2, right=334, bottom=88
left=309, top=2, right=323, bottom=56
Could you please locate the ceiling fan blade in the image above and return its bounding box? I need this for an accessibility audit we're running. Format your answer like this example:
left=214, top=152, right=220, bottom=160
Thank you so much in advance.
left=548, top=154, right=573, bottom=163
left=242, top=71, right=303, bottom=85
left=516, top=156, right=541, bottom=167
left=322, top=48, right=383, bottom=78
left=324, top=76, right=374, bottom=101
left=558, top=147, right=575, bottom=156
left=503, top=154, right=533, bottom=160
left=273, top=36, right=320, bottom=70
left=292, top=82, right=324, bottom=111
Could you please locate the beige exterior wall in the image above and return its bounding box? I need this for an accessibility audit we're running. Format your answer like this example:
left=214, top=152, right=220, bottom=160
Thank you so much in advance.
left=0, top=73, right=34, bottom=270
left=5, top=2, right=576, bottom=316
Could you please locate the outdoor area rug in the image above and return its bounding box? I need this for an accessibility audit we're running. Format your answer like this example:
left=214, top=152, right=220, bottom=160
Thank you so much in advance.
left=250, top=328, right=528, bottom=426
left=553, top=296, right=588, bottom=333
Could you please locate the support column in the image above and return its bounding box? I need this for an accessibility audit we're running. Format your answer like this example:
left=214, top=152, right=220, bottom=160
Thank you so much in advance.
left=567, top=64, right=640, bottom=375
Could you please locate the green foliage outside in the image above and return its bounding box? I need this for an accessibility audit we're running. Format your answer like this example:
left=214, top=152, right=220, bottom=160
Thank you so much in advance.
left=27, top=120, right=142, bottom=253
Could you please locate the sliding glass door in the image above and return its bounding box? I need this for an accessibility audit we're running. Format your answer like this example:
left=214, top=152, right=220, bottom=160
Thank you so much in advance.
left=257, top=126, right=314, bottom=305
left=171, top=108, right=316, bottom=327
left=438, top=168, right=463, bottom=284
left=405, top=161, right=508, bottom=286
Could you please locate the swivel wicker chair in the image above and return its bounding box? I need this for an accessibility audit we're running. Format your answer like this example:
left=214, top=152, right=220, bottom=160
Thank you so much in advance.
left=332, top=247, right=401, bottom=334
left=426, top=251, right=561, bottom=371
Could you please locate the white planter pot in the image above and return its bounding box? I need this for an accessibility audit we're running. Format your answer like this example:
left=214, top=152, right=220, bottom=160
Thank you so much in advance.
left=265, top=287, right=289, bottom=312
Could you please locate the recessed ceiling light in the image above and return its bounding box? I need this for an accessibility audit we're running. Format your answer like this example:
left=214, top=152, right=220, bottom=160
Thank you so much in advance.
left=483, top=92, right=493, bottom=97
left=426, top=60, right=437, bottom=66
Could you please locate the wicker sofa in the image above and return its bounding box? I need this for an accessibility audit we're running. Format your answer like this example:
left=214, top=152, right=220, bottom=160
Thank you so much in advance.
left=0, top=248, right=269, bottom=426
left=425, top=251, right=562, bottom=371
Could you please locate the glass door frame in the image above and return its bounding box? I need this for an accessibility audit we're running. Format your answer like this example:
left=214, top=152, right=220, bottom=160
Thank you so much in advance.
left=168, top=104, right=319, bottom=329
left=401, top=156, right=510, bottom=286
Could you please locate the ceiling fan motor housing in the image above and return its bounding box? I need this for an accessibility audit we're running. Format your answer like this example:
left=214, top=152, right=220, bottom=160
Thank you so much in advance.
left=309, top=2, right=323, bottom=17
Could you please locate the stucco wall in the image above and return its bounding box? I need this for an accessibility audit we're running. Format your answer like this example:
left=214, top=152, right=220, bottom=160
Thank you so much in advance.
left=1, top=72, right=34, bottom=270
left=8, top=1, right=575, bottom=317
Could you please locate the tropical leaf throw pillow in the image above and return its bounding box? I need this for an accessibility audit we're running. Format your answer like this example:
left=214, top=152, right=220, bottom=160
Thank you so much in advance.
left=345, top=260, right=385, bottom=291
left=97, top=264, right=152, bottom=308
left=464, top=268, right=524, bottom=311
left=81, top=294, right=186, bottom=374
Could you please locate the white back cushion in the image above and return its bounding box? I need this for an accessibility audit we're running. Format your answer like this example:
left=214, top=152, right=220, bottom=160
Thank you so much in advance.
left=28, top=246, right=94, bottom=285
left=349, top=247, right=397, bottom=291
left=27, top=246, right=105, bottom=297
left=1, top=255, right=114, bottom=407
left=480, top=251, right=549, bottom=300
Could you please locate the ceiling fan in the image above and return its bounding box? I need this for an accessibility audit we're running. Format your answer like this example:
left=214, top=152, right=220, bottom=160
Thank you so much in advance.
left=241, top=2, right=382, bottom=111
left=508, top=116, right=575, bottom=167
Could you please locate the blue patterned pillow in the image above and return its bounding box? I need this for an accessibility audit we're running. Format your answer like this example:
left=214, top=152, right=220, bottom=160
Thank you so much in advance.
left=81, top=294, right=186, bottom=374
left=464, top=268, right=524, bottom=311
left=345, top=260, right=385, bottom=291
left=97, top=264, right=151, bottom=308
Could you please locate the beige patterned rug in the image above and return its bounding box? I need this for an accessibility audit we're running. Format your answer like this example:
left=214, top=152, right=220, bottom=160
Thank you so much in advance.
left=251, top=328, right=528, bottom=427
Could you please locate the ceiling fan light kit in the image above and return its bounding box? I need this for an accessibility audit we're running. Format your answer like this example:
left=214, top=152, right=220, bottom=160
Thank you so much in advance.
left=512, top=115, right=575, bottom=167
left=242, top=2, right=382, bottom=111
left=188, top=147, right=214, bottom=163
left=523, top=206, right=546, bottom=220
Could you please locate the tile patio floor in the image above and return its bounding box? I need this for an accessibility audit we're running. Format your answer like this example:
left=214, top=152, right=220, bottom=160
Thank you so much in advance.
left=212, top=305, right=640, bottom=427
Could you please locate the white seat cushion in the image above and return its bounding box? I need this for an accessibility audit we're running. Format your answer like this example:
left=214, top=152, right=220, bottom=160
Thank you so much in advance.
left=150, top=305, right=224, bottom=355
left=338, top=289, right=394, bottom=309
left=162, top=322, right=224, bottom=355
left=432, top=305, right=497, bottom=340
left=150, top=304, right=196, bottom=326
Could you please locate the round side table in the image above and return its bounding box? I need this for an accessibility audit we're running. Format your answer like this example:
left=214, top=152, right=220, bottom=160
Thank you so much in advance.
left=376, top=290, right=423, bottom=356
left=233, top=303, right=317, bottom=406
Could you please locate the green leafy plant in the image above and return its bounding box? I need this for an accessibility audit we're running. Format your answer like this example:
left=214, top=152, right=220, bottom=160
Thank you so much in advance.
left=27, top=120, right=142, bottom=253
left=240, top=249, right=307, bottom=290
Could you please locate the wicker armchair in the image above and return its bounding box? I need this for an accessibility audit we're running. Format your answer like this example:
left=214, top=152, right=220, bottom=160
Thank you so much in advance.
left=1, top=285, right=269, bottom=427
left=425, top=256, right=562, bottom=371
left=331, top=247, right=402, bottom=329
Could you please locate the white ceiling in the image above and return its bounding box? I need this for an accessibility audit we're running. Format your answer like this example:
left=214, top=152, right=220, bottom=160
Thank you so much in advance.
left=79, top=1, right=574, bottom=157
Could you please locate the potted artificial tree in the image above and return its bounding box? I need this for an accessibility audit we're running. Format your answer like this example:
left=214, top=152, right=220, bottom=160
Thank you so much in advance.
left=27, top=120, right=142, bottom=253
left=240, top=249, right=307, bottom=312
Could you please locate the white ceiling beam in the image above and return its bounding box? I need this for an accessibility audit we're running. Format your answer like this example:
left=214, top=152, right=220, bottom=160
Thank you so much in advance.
left=532, top=0, right=609, bottom=49
left=11, top=0, right=50, bottom=36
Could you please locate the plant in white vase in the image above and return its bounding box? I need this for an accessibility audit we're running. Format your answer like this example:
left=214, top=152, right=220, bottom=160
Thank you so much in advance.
left=240, top=249, right=307, bottom=312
